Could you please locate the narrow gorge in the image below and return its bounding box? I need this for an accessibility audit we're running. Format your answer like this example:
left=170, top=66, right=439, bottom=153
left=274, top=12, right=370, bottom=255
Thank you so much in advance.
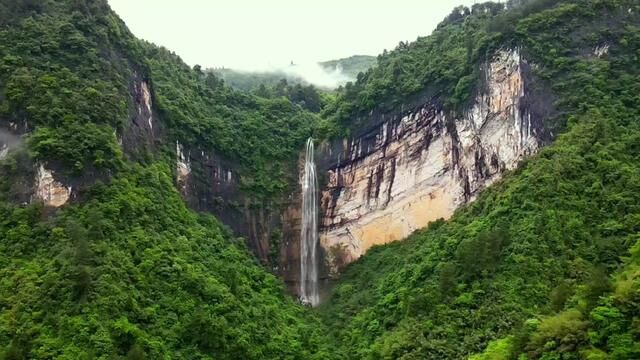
left=269, top=48, right=555, bottom=298
left=0, top=47, right=554, bottom=303
left=11, top=48, right=555, bottom=301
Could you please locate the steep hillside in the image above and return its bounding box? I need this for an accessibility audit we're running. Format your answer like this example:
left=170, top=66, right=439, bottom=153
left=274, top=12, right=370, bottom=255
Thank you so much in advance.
left=0, top=1, right=332, bottom=358
left=321, top=0, right=640, bottom=358
left=1, top=0, right=639, bottom=359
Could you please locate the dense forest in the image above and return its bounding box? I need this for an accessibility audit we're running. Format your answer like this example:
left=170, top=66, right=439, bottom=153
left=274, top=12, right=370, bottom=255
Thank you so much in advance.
left=321, top=0, right=640, bottom=358
left=0, top=0, right=332, bottom=358
left=0, top=0, right=639, bottom=359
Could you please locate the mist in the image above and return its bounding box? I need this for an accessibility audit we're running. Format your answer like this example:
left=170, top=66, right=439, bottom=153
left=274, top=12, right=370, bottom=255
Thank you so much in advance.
left=286, top=63, right=353, bottom=89
left=237, top=62, right=354, bottom=89
left=0, top=130, right=21, bottom=159
left=108, top=1, right=478, bottom=75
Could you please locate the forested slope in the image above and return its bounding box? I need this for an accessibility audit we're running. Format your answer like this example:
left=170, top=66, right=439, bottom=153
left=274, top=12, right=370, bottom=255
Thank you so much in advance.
left=321, top=0, right=640, bottom=358
left=1, top=0, right=639, bottom=359
left=0, top=1, right=332, bottom=358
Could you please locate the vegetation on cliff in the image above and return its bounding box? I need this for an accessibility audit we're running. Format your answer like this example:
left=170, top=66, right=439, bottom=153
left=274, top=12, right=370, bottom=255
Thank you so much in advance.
left=145, top=47, right=322, bottom=199
left=0, top=0, right=325, bottom=202
left=0, top=1, right=332, bottom=358
left=1, top=0, right=639, bottom=359
left=0, top=165, right=333, bottom=359
left=321, top=0, right=640, bottom=358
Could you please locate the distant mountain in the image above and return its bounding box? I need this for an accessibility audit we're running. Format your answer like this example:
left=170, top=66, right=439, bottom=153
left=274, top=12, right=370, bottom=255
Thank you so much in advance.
left=211, top=55, right=377, bottom=92
left=212, top=67, right=305, bottom=92
left=319, top=55, right=377, bottom=78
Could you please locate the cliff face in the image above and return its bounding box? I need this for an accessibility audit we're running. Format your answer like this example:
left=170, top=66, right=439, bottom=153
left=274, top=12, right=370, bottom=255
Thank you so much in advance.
left=175, top=142, right=285, bottom=264
left=0, top=46, right=553, bottom=295
left=121, top=73, right=160, bottom=157
left=33, top=164, right=71, bottom=207
left=0, top=72, right=161, bottom=209
left=315, top=49, right=554, bottom=275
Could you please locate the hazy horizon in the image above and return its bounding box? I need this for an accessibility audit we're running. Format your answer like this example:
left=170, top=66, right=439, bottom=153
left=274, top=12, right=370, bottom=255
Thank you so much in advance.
left=107, top=0, right=478, bottom=71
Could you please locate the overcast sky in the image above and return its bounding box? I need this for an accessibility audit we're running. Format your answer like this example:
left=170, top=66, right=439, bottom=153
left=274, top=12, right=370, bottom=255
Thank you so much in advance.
left=107, top=0, right=478, bottom=71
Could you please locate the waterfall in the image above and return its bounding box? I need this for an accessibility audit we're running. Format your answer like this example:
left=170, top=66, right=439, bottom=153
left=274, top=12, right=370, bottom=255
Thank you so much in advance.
left=300, top=138, right=319, bottom=306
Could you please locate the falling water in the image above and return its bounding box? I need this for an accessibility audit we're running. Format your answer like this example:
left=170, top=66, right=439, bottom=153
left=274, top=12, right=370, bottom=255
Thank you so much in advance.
left=300, top=138, right=319, bottom=306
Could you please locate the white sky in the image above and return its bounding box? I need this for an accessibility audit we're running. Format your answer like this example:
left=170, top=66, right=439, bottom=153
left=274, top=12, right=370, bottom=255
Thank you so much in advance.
left=107, top=0, right=478, bottom=71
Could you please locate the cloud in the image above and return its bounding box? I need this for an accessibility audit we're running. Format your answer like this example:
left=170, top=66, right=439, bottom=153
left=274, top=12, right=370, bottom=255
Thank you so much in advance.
left=282, top=63, right=353, bottom=89
left=227, top=62, right=354, bottom=90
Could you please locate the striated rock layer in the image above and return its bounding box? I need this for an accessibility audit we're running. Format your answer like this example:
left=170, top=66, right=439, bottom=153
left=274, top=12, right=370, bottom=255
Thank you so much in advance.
left=168, top=49, right=554, bottom=298
left=316, top=49, right=553, bottom=275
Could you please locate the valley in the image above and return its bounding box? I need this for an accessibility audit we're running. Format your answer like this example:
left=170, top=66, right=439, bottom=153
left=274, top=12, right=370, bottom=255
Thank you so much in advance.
left=0, top=0, right=639, bottom=359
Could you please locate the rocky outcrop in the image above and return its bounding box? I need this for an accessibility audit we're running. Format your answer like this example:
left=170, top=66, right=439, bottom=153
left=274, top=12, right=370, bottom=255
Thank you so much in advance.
left=121, top=72, right=159, bottom=157
left=594, top=44, right=610, bottom=57
left=168, top=49, right=554, bottom=298
left=33, top=163, right=71, bottom=207
left=315, top=49, right=553, bottom=275
left=174, top=144, right=283, bottom=262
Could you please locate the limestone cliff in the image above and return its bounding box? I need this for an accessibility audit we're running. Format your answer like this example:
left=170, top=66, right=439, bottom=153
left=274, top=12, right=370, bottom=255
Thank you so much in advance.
left=33, top=163, right=71, bottom=207
left=121, top=73, right=160, bottom=157
left=167, top=49, right=554, bottom=294
left=315, top=49, right=554, bottom=275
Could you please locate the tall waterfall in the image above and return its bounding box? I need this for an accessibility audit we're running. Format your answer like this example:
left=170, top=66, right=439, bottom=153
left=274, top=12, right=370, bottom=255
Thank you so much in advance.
left=300, top=138, right=319, bottom=306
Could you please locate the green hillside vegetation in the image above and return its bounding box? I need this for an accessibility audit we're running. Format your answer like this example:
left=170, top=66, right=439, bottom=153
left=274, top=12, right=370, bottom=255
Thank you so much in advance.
left=0, top=0, right=328, bottom=201
left=144, top=49, right=323, bottom=200
left=0, top=165, right=333, bottom=359
left=211, top=70, right=331, bottom=113
left=1, top=0, right=639, bottom=359
left=0, top=1, right=332, bottom=358
left=213, top=55, right=376, bottom=94
left=212, top=67, right=305, bottom=92
left=321, top=0, right=640, bottom=358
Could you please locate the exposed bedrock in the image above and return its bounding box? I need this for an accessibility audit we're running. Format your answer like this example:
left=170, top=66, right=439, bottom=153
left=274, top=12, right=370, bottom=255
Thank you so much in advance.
left=174, top=141, right=283, bottom=264
left=314, top=49, right=554, bottom=275
left=171, top=49, right=554, bottom=296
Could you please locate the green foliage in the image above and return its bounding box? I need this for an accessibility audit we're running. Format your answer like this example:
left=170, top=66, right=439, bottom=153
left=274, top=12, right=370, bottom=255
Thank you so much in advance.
left=145, top=47, right=321, bottom=200
left=0, top=1, right=131, bottom=173
left=469, top=336, right=515, bottom=360
left=255, top=79, right=326, bottom=113
left=0, top=0, right=322, bottom=200
left=28, top=121, right=123, bottom=173
left=323, top=3, right=506, bottom=130
left=0, top=1, right=335, bottom=358
left=1, top=0, right=640, bottom=359
left=321, top=1, right=640, bottom=358
left=212, top=67, right=306, bottom=92
left=0, top=164, right=333, bottom=359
